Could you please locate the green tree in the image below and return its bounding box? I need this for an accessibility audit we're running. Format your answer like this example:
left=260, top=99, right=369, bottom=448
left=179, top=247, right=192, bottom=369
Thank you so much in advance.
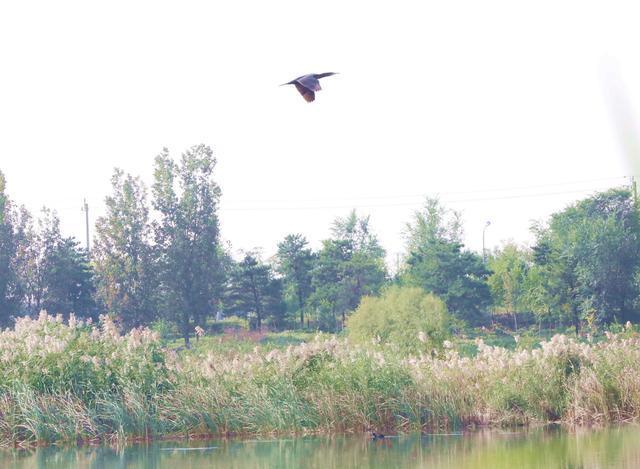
left=94, top=169, right=157, bottom=328
left=16, top=209, right=61, bottom=315
left=487, top=243, right=529, bottom=331
left=520, top=262, right=557, bottom=330
left=309, top=210, right=387, bottom=330
left=17, top=209, right=94, bottom=316
left=532, top=188, right=640, bottom=332
left=0, top=171, right=21, bottom=323
left=276, top=234, right=316, bottom=327
left=403, top=198, right=492, bottom=324
left=404, top=197, right=463, bottom=249
left=43, top=237, right=94, bottom=316
left=225, top=252, right=285, bottom=329
left=152, top=145, right=223, bottom=346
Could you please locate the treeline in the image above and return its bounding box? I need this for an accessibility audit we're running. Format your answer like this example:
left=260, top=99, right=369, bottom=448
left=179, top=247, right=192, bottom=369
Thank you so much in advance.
left=1, top=145, right=640, bottom=343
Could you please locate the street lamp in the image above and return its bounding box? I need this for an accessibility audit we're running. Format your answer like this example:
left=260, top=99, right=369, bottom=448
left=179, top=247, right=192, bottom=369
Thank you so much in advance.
left=482, top=221, right=491, bottom=263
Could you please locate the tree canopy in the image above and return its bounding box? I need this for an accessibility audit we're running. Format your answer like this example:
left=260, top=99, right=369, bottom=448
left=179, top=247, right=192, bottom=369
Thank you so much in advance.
left=2, top=159, right=640, bottom=339
left=403, top=198, right=492, bottom=324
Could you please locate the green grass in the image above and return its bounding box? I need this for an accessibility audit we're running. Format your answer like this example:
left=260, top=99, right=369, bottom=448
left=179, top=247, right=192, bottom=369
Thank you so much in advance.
left=167, top=330, right=322, bottom=355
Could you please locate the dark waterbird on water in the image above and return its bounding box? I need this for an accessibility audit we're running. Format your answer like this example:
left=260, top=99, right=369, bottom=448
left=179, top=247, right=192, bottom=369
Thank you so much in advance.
left=281, top=72, right=338, bottom=102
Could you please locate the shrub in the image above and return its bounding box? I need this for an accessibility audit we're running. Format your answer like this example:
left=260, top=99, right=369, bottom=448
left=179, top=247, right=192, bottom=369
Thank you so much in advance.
left=347, top=286, right=451, bottom=353
left=208, top=315, right=249, bottom=334
left=150, top=318, right=176, bottom=341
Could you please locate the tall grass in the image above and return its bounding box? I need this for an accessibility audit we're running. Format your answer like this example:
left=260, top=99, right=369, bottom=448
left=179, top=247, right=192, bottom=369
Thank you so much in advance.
left=0, top=313, right=639, bottom=446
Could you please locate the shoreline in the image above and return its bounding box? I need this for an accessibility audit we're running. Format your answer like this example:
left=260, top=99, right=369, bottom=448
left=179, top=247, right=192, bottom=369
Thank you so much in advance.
left=4, top=421, right=637, bottom=450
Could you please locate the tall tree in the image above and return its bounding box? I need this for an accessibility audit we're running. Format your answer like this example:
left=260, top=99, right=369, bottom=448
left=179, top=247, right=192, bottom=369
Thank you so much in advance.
left=276, top=234, right=316, bottom=327
left=15, top=209, right=94, bottom=316
left=309, top=211, right=387, bottom=329
left=152, top=145, right=223, bottom=346
left=403, top=198, right=492, bottom=324
left=520, top=261, right=557, bottom=330
left=94, top=169, right=156, bottom=328
left=487, top=243, right=529, bottom=330
left=532, top=188, right=640, bottom=332
left=16, top=209, right=60, bottom=314
left=0, top=171, right=21, bottom=324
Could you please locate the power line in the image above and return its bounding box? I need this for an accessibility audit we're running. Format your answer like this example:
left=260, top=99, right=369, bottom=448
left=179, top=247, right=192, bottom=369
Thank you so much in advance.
left=21, top=175, right=635, bottom=215
left=81, top=199, right=90, bottom=254
left=219, top=184, right=627, bottom=212
left=221, top=175, right=630, bottom=205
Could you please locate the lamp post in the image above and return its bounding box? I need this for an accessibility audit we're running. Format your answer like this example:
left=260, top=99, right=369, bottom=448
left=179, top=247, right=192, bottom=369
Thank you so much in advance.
left=482, top=221, right=491, bottom=263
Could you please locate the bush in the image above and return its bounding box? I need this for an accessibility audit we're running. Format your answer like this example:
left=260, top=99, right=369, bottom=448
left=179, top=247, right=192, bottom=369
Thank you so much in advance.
left=208, top=315, right=249, bottom=334
left=150, top=318, right=176, bottom=341
left=346, top=286, right=451, bottom=353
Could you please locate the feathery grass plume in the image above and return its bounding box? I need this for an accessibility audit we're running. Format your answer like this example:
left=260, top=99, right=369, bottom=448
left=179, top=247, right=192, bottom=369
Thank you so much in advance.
left=0, top=313, right=639, bottom=446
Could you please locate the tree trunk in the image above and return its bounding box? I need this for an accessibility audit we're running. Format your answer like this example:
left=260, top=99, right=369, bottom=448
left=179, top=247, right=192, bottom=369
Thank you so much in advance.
left=571, top=305, right=580, bottom=336
left=249, top=273, right=261, bottom=330
left=183, top=310, right=191, bottom=349
left=298, top=288, right=305, bottom=328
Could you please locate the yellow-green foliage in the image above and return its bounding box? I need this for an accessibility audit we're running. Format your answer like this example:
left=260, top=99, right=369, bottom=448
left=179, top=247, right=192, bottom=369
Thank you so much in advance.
left=347, top=286, right=450, bottom=352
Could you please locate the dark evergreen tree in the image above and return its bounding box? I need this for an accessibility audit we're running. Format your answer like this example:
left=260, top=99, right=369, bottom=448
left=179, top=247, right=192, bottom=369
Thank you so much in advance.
left=276, top=234, right=316, bottom=327
left=226, top=252, right=285, bottom=330
left=309, top=211, right=387, bottom=330
left=403, top=198, right=492, bottom=324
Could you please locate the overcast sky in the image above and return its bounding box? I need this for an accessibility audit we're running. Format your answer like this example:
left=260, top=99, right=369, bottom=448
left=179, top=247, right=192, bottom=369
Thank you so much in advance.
left=1, top=0, right=639, bottom=267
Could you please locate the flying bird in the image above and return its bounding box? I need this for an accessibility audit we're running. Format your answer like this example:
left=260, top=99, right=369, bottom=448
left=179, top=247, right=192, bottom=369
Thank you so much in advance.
left=281, top=72, right=337, bottom=102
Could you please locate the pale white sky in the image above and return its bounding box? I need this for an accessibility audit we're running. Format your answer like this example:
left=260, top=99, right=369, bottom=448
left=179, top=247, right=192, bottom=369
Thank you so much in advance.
left=1, top=1, right=639, bottom=267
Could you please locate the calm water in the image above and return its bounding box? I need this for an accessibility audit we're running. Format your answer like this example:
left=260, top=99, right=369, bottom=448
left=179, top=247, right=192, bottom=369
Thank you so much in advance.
left=2, top=426, right=640, bottom=468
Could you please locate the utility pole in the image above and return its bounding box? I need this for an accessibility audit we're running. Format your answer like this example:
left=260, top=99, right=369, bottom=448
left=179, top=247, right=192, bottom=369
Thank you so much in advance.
left=632, top=176, right=638, bottom=209
left=82, top=199, right=90, bottom=254
left=482, top=220, right=491, bottom=264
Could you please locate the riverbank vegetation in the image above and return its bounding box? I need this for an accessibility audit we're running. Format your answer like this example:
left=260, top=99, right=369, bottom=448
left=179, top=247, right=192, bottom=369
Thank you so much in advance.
left=0, top=312, right=639, bottom=446
left=2, top=148, right=640, bottom=445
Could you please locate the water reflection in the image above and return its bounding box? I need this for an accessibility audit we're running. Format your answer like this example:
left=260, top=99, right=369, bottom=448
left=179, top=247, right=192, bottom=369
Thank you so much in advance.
left=2, top=426, right=640, bottom=468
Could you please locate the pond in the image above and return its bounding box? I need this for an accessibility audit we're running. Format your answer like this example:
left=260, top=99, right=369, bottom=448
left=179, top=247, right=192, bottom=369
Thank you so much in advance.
left=2, top=426, right=639, bottom=468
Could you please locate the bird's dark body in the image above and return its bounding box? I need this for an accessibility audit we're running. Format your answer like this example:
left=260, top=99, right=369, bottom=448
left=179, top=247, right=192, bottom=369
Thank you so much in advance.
left=282, top=72, right=337, bottom=102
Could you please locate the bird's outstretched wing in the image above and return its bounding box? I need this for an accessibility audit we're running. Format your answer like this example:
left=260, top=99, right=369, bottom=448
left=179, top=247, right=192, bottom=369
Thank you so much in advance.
left=315, top=72, right=337, bottom=80
left=297, top=75, right=322, bottom=92
left=294, top=83, right=315, bottom=102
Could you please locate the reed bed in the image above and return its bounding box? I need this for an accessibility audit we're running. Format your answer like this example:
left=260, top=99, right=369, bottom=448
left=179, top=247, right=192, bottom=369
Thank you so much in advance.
left=0, top=312, right=639, bottom=446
